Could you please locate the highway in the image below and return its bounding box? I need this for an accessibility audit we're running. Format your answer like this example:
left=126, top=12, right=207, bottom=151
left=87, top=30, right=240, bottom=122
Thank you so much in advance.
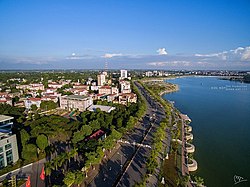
left=88, top=81, right=167, bottom=187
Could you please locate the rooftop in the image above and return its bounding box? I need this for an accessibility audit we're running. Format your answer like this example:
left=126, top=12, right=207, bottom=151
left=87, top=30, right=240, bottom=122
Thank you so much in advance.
left=64, top=95, right=90, bottom=100
left=87, top=105, right=115, bottom=113
left=0, top=115, right=14, bottom=123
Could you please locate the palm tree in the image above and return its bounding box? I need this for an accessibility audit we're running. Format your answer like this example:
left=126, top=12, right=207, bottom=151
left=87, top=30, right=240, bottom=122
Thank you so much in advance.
left=70, top=148, right=78, bottom=162
left=74, top=171, right=85, bottom=187
left=44, top=161, right=55, bottom=185
left=194, top=176, right=204, bottom=187
left=63, top=171, right=75, bottom=187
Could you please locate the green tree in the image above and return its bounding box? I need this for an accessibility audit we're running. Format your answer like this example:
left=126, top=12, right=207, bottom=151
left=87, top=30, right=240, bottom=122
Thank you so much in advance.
left=80, top=125, right=92, bottom=136
left=31, top=104, right=38, bottom=111
left=36, top=134, right=49, bottom=152
left=110, top=129, right=122, bottom=140
left=22, top=144, right=37, bottom=161
left=194, top=176, right=204, bottom=187
left=40, top=100, right=57, bottom=111
left=72, top=131, right=84, bottom=144
left=116, top=118, right=123, bottom=128
left=74, top=171, right=85, bottom=186
left=85, top=151, right=99, bottom=169
left=20, top=129, right=30, bottom=147
left=126, top=116, right=135, bottom=130
left=63, top=171, right=75, bottom=187
left=89, top=120, right=100, bottom=131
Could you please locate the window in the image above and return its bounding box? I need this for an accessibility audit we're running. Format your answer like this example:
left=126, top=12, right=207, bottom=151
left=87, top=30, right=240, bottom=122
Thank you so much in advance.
left=0, top=154, right=5, bottom=168
left=0, top=147, right=3, bottom=153
left=5, top=143, right=12, bottom=150
left=6, top=150, right=13, bottom=165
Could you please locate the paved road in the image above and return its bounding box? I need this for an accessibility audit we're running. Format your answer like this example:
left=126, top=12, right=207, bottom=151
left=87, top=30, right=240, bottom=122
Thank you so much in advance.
left=88, top=81, right=167, bottom=187
left=0, top=158, right=46, bottom=187
left=116, top=82, right=168, bottom=187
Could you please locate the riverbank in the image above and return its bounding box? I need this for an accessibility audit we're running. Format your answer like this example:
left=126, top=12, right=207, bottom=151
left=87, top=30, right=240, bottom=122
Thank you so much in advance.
left=156, top=78, right=204, bottom=186
left=163, top=76, right=250, bottom=186
left=141, top=78, right=179, bottom=96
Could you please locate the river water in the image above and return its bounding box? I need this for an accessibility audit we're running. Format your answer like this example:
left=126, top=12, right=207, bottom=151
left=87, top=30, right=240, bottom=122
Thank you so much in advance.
left=163, top=76, right=250, bottom=187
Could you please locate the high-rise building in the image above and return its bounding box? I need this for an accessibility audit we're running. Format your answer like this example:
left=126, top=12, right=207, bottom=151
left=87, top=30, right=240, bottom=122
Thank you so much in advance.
left=0, top=115, right=19, bottom=169
left=97, top=74, right=106, bottom=86
left=120, top=70, right=128, bottom=79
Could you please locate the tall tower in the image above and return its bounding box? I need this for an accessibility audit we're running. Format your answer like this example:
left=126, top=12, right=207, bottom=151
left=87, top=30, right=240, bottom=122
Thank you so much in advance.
left=120, top=70, right=128, bottom=79
left=97, top=74, right=106, bottom=86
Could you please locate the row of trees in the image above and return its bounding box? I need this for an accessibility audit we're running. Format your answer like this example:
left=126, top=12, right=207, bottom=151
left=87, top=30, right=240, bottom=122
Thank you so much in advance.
left=146, top=120, right=168, bottom=174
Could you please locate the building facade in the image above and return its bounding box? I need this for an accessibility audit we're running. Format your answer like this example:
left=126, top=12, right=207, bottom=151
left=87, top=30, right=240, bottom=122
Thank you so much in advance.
left=24, top=98, right=42, bottom=109
left=60, top=95, right=93, bottom=111
left=120, top=70, right=128, bottom=79
left=97, top=74, right=106, bottom=86
left=0, top=115, right=19, bottom=168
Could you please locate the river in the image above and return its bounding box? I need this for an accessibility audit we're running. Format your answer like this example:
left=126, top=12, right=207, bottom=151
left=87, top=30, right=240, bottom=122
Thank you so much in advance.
left=163, top=76, right=250, bottom=187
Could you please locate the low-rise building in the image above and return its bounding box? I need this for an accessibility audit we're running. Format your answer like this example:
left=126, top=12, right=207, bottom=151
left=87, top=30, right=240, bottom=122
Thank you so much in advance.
left=24, top=98, right=42, bottom=109
left=107, top=94, right=117, bottom=102
left=118, top=93, right=137, bottom=105
left=60, top=95, right=93, bottom=111
left=48, top=83, right=63, bottom=89
left=120, top=80, right=131, bottom=93
left=29, top=83, right=45, bottom=91
left=0, top=115, right=19, bottom=168
left=98, top=86, right=112, bottom=95
left=145, top=71, right=153, bottom=77
left=87, top=105, right=115, bottom=113
left=73, top=84, right=89, bottom=90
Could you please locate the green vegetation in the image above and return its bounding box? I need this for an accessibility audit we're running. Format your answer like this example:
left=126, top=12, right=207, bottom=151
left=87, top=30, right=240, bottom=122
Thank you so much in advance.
left=0, top=75, right=147, bottom=186
left=40, top=100, right=58, bottom=111
left=139, top=80, right=189, bottom=187
left=146, top=120, right=168, bottom=175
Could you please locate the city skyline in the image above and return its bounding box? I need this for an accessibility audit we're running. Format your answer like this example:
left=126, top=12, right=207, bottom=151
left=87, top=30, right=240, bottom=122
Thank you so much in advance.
left=0, top=0, right=250, bottom=70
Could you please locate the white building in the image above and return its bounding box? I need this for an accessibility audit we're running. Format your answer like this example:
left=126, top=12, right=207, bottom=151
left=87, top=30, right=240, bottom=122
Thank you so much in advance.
left=98, top=86, right=112, bottom=95
left=87, top=105, right=115, bottom=113
left=60, top=95, right=93, bottom=111
left=145, top=71, right=153, bottom=77
left=120, top=70, right=128, bottom=79
left=24, top=98, right=42, bottom=109
left=48, top=83, right=63, bottom=89
left=0, top=115, right=19, bottom=168
left=120, top=80, right=131, bottom=93
left=97, top=74, right=106, bottom=86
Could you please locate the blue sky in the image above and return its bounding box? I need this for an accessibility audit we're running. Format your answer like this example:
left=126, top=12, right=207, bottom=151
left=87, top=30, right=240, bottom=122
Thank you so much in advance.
left=0, top=0, right=250, bottom=70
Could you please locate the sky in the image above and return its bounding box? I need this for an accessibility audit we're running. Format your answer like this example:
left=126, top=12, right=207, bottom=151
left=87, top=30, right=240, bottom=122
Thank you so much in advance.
left=0, top=0, right=250, bottom=70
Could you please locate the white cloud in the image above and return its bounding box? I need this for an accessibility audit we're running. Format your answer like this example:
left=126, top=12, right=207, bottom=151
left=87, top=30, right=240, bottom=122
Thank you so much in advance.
left=103, top=53, right=123, bottom=58
left=195, top=53, right=219, bottom=57
left=241, top=47, right=250, bottom=61
left=157, top=48, right=168, bottom=55
left=148, top=61, right=190, bottom=67
left=233, top=47, right=244, bottom=54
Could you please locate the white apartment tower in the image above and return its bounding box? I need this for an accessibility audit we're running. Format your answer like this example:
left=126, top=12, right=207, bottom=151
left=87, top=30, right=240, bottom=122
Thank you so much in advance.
left=97, top=74, right=106, bottom=86
left=120, top=70, right=128, bottom=79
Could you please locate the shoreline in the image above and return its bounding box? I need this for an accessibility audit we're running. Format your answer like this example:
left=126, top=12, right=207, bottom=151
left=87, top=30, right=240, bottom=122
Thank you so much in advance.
left=159, top=79, right=201, bottom=185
